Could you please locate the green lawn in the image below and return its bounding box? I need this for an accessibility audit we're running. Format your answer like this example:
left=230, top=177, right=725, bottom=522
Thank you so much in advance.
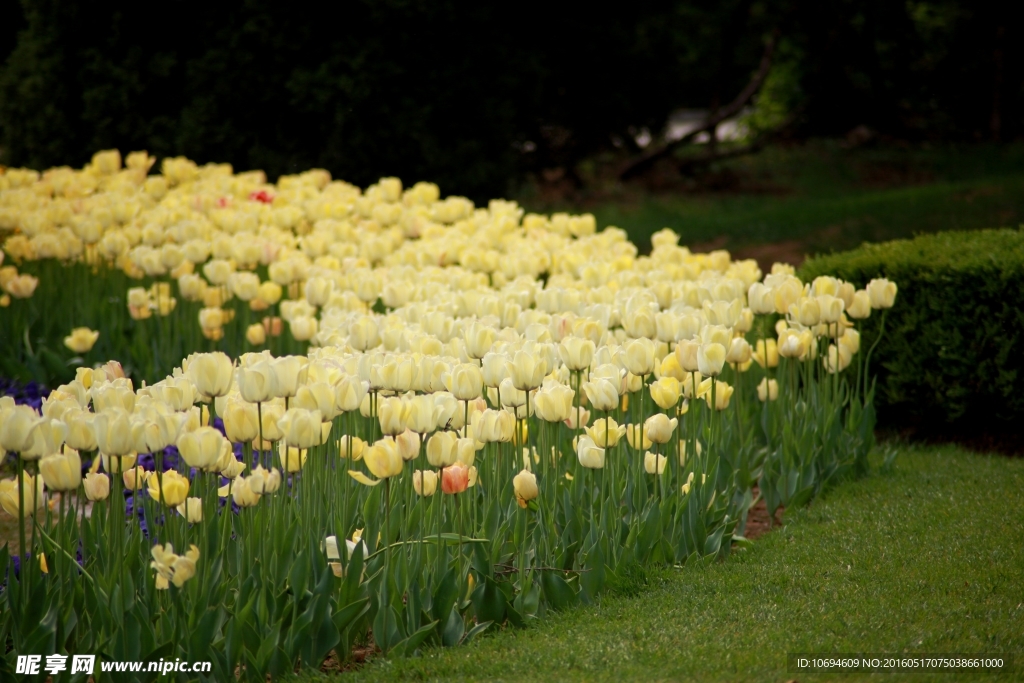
left=302, top=444, right=1024, bottom=682
left=520, top=142, right=1024, bottom=260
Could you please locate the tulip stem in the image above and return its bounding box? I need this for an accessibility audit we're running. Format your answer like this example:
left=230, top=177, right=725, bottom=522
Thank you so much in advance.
left=16, top=456, right=27, bottom=596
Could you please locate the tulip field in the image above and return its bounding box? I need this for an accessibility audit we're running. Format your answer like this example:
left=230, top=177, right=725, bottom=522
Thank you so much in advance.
left=0, top=151, right=896, bottom=679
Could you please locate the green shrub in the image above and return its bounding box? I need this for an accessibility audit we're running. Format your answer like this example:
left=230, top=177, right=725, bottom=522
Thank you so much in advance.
left=801, top=227, right=1024, bottom=434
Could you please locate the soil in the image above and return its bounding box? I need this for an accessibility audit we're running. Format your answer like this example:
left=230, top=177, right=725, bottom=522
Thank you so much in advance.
left=743, top=486, right=784, bottom=541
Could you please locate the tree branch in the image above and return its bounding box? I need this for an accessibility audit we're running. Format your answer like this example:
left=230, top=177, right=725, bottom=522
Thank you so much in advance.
left=619, top=29, right=780, bottom=180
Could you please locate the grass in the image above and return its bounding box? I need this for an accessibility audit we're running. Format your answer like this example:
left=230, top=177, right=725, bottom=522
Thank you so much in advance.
left=519, top=141, right=1024, bottom=260
left=298, top=443, right=1024, bottom=682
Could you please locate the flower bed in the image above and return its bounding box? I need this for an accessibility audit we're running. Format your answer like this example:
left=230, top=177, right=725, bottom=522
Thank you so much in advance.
left=0, top=151, right=895, bottom=677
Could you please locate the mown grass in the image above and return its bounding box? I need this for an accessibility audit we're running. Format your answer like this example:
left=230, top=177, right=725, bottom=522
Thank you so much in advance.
left=521, top=141, right=1024, bottom=257
left=298, top=444, right=1024, bottom=682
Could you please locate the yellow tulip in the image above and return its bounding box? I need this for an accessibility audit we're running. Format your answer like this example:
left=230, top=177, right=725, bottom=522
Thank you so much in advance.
left=576, top=435, right=605, bottom=469
left=146, top=470, right=190, bottom=507
left=364, top=437, right=404, bottom=479
left=866, top=278, right=897, bottom=309
left=413, top=469, right=438, bottom=496
left=176, top=497, right=203, bottom=523
left=513, top=469, right=538, bottom=508
left=649, top=376, right=681, bottom=410
left=83, top=472, right=110, bottom=501
left=644, top=451, right=668, bottom=476
left=757, top=378, right=779, bottom=402
left=277, top=408, right=323, bottom=448
left=644, top=414, right=678, bottom=444
left=0, top=473, right=45, bottom=516
left=64, top=327, right=100, bottom=354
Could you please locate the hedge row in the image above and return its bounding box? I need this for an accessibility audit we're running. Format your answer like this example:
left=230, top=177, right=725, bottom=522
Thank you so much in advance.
left=801, top=228, right=1024, bottom=435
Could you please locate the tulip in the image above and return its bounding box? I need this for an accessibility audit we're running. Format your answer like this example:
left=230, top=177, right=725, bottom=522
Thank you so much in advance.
left=147, top=470, right=190, bottom=507
left=177, top=427, right=228, bottom=471
left=290, top=315, right=318, bottom=341
left=747, top=282, right=775, bottom=314
left=258, top=401, right=286, bottom=444
left=824, top=344, right=854, bottom=374
left=278, top=408, right=323, bottom=448
left=0, top=473, right=45, bottom=516
left=675, top=340, right=700, bottom=373
left=0, top=405, right=43, bottom=454
left=246, top=323, right=267, bottom=345
left=697, top=343, right=726, bottom=377
left=625, top=423, right=652, bottom=451
left=364, top=437, right=404, bottom=480
left=644, top=414, right=678, bottom=444
left=413, top=469, right=439, bottom=496
left=123, top=465, right=147, bottom=491
left=789, top=298, right=821, bottom=327
left=757, top=378, right=779, bottom=401
left=64, top=327, right=100, bottom=354
left=585, top=416, right=625, bottom=448
left=840, top=328, right=861, bottom=355
left=91, top=380, right=136, bottom=413
left=222, top=398, right=260, bottom=443
left=269, top=356, right=307, bottom=398
left=726, top=337, right=752, bottom=364
left=843, top=288, right=871, bottom=320
left=236, top=361, right=274, bottom=403
left=329, top=432, right=364, bottom=465
left=38, top=447, right=81, bottom=491
left=752, top=339, right=779, bottom=369
left=704, top=379, right=734, bottom=410
left=776, top=329, right=805, bottom=359
left=282, top=446, right=307, bottom=473
left=377, top=396, right=409, bottom=436
left=644, top=451, right=667, bottom=475
left=334, top=377, right=368, bottom=415
left=513, top=469, right=538, bottom=508
left=481, top=352, right=510, bottom=388
left=444, top=362, right=483, bottom=401
left=534, top=382, right=575, bottom=422
left=426, top=430, right=458, bottom=467
left=867, top=278, right=897, bottom=309
left=142, top=409, right=185, bottom=453
left=100, top=451, right=137, bottom=475
left=817, top=295, right=844, bottom=324
left=176, top=497, right=203, bottom=523
left=619, top=337, right=657, bottom=376
left=582, top=378, right=619, bottom=412
left=563, top=407, right=591, bottom=430
left=186, top=352, right=234, bottom=398
left=509, top=350, right=546, bottom=391
left=83, top=472, right=110, bottom=501
left=294, top=382, right=340, bottom=421
left=772, top=277, right=804, bottom=314
left=498, top=377, right=526, bottom=409
left=222, top=477, right=260, bottom=507
left=441, top=463, right=470, bottom=494
left=649, top=376, right=681, bottom=410
left=248, top=465, right=281, bottom=494
left=473, top=409, right=515, bottom=443
left=464, top=322, right=496, bottom=359
left=576, top=435, right=605, bottom=469
left=558, top=336, right=595, bottom=371
left=395, top=429, right=421, bottom=461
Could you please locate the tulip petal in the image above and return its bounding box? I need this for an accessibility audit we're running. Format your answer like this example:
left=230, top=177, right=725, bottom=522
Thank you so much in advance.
left=347, top=470, right=382, bottom=487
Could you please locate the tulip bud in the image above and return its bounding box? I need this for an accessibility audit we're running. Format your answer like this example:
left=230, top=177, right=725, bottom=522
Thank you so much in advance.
left=697, top=343, right=726, bottom=377
left=426, top=430, right=458, bottom=468
left=513, top=469, right=538, bottom=508
left=757, top=378, right=779, bottom=401
left=39, top=447, right=82, bottom=492
left=413, top=469, right=438, bottom=496
left=704, top=379, right=735, bottom=411
left=246, top=323, right=267, bottom=346
left=178, top=426, right=229, bottom=471
left=533, top=382, right=575, bottom=422
left=83, top=472, right=110, bottom=501
left=866, top=278, right=897, bottom=309
left=176, top=497, right=203, bottom=523
left=365, top=437, right=404, bottom=479
left=0, top=473, right=45, bottom=516
left=186, top=352, right=234, bottom=399
left=441, top=463, right=470, bottom=494
left=649, top=377, right=681, bottom=411
left=576, top=435, right=605, bottom=469
left=675, top=340, right=700, bottom=373
left=278, top=408, right=324, bottom=448
left=339, top=435, right=367, bottom=461
left=64, top=327, right=100, bottom=354
left=147, top=470, right=190, bottom=507
left=644, top=451, right=667, bottom=475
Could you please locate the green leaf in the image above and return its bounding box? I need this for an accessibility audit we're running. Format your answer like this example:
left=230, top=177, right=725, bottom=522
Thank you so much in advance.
left=470, top=575, right=507, bottom=625
left=540, top=571, right=579, bottom=611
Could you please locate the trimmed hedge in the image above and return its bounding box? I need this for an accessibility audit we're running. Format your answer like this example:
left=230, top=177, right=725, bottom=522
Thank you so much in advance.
left=801, top=228, right=1024, bottom=435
